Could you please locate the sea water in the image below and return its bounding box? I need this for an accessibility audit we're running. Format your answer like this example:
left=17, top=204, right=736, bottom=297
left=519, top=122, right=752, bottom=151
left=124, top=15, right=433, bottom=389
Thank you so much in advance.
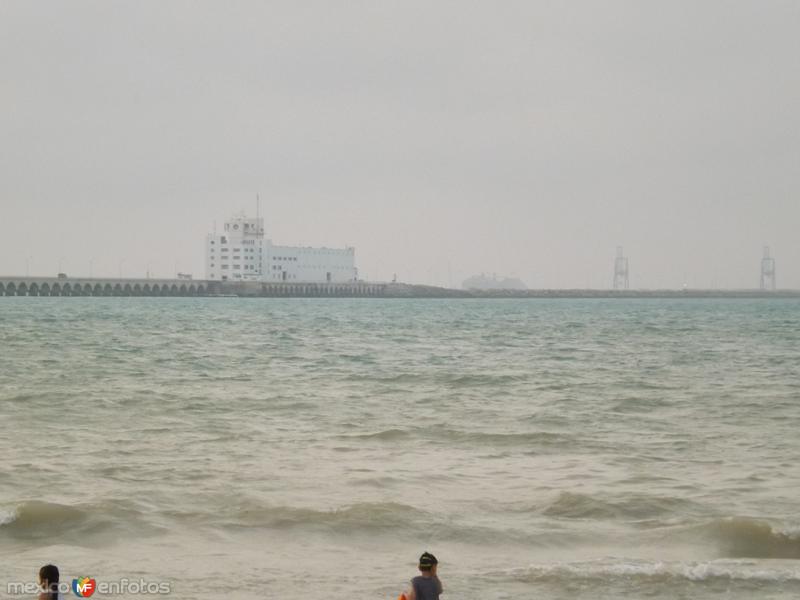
left=1, top=297, right=799, bottom=599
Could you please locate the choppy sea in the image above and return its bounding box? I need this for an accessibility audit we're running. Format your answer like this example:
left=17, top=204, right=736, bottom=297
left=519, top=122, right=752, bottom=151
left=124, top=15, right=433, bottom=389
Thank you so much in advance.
left=1, top=297, right=799, bottom=599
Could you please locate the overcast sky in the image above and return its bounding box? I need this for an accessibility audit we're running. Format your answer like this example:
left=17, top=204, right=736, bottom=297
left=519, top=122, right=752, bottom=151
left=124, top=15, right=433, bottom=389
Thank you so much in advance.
left=1, top=1, right=798, bottom=288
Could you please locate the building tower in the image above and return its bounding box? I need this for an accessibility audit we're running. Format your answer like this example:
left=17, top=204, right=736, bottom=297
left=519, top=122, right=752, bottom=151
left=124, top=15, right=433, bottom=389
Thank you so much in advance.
left=613, top=246, right=629, bottom=290
left=760, top=246, right=776, bottom=291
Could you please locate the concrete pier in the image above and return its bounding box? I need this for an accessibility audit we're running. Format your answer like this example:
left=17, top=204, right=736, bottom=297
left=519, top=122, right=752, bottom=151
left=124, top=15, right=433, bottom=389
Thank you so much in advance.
left=0, top=276, right=217, bottom=297
left=0, top=276, right=386, bottom=297
left=225, top=281, right=387, bottom=297
left=1, top=276, right=798, bottom=298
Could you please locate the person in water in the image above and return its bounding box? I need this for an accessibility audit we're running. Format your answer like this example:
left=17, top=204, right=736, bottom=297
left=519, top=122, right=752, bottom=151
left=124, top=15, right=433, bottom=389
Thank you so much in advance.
left=38, top=564, right=60, bottom=600
left=406, top=551, right=443, bottom=600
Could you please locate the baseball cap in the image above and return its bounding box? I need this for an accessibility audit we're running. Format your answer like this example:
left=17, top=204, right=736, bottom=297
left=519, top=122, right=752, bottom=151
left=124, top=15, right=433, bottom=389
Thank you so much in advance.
left=419, top=552, right=438, bottom=568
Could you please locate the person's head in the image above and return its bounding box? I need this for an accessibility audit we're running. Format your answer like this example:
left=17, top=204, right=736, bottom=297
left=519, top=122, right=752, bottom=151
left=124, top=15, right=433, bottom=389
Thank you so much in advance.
left=418, top=551, right=438, bottom=574
left=38, top=564, right=59, bottom=599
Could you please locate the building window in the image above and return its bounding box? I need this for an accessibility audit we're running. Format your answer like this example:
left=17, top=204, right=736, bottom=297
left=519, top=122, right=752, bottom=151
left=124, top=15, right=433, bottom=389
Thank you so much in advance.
left=221, top=265, right=229, bottom=270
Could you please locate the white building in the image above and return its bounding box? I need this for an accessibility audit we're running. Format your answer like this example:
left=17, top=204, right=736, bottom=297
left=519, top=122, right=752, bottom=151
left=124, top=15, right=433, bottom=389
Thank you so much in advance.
left=205, top=213, right=357, bottom=283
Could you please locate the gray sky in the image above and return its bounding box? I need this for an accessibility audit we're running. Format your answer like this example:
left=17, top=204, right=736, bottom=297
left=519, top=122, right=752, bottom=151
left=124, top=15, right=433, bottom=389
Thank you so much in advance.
left=1, top=1, right=798, bottom=288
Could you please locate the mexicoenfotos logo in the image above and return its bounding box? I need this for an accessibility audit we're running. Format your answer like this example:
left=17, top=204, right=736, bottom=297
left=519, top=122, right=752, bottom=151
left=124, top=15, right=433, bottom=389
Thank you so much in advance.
left=6, top=576, right=171, bottom=596
left=72, top=577, right=97, bottom=597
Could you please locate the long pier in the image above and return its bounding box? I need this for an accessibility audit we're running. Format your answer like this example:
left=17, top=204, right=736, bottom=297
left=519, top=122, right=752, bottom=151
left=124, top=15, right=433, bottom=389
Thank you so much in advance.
left=0, top=276, right=387, bottom=297
left=0, top=276, right=216, bottom=297
left=1, top=276, right=798, bottom=298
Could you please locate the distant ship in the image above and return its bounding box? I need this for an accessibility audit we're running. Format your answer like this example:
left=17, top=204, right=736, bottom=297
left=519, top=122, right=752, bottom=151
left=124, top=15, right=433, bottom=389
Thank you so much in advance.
left=463, top=273, right=527, bottom=290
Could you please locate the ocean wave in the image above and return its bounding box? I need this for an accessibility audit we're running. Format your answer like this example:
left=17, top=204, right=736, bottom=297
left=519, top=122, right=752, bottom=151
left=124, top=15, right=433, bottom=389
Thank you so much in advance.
left=339, top=428, right=408, bottom=441
left=540, top=491, right=707, bottom=521
left=442, top=373, right=529, bottom=387
left=0, top=500, right=436, bottom=541
left=345, top=372, right=529, bottom=387
left=170, top=501, right=575, bottom=546
left=504, top=558, right=800, bottom=584
left=675, top=517, right=800, bottom=559
left=0, top=499, right=157, bottom=542
left=337, top=427, right=572, bottom=448
left=211, top=501, right=428, bottom=531
left=440, top=429, right=570, bottom=446
left=1, top=499, right=547, bottom=545
left=0, top=500, right=91, bottom=536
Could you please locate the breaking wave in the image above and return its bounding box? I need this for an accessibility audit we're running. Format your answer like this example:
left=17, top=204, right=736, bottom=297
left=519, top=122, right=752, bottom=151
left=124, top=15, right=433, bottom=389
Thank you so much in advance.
left=506, top=558, right=800, bottom=584
left=0, top=500, right=157, bottom=542
left=678, top=517, right=800, bottom=559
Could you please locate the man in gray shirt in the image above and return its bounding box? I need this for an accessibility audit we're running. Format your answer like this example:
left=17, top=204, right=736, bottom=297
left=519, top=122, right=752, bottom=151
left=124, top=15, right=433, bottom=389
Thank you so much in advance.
left=407, top=552, right=443, bottom=600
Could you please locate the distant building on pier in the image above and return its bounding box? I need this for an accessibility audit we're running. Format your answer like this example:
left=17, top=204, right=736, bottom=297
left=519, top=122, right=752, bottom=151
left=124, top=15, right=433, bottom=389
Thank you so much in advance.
left=205, top=212, right=357, bottom=283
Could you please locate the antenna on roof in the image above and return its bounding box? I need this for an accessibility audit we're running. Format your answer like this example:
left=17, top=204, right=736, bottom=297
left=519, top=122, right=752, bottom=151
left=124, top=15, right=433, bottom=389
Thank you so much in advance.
left=256, top=194, right=260, bottom=221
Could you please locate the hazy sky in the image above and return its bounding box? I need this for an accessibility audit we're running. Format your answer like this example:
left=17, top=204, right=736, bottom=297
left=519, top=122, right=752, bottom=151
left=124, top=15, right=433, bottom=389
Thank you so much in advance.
left=1, top=1, right=798, bottom=288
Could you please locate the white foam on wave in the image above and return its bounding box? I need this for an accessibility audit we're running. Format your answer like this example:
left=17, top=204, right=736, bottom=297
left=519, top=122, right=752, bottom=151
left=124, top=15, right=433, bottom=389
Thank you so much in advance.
left=0, top=507, right=18, bottom=526
left=505, top=558, right=800, bottom=583
left=776, top=524, right=800, bottom=539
